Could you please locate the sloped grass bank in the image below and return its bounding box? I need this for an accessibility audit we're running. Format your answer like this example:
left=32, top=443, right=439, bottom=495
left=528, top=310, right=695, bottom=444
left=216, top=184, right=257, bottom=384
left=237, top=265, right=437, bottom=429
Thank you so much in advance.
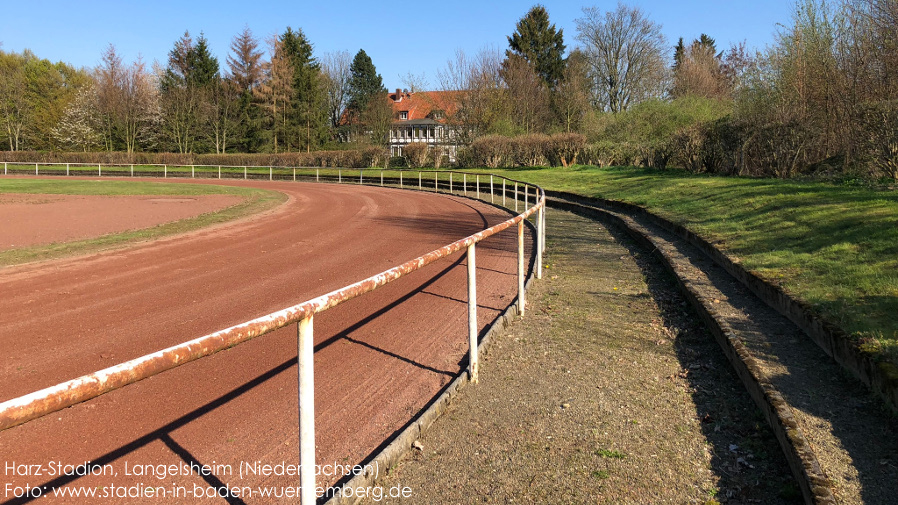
left=482, top=166, right=898, bottom=362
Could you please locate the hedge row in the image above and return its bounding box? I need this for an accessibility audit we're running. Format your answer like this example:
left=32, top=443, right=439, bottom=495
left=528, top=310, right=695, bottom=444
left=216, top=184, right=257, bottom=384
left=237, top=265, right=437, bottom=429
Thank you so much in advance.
left=0, top=148, right=391, bottom=169
left=456, top=133, right=586, bottom=168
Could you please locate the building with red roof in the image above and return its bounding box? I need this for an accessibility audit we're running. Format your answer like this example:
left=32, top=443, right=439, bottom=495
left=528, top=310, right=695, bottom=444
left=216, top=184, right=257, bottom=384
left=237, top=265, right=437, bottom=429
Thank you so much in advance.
left=387, top=89, right=462, bottom=161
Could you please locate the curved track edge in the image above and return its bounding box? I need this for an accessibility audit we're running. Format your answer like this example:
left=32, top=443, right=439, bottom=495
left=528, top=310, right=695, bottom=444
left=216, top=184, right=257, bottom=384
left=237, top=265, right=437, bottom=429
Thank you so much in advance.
left=324, top=219, right=538, bottom=505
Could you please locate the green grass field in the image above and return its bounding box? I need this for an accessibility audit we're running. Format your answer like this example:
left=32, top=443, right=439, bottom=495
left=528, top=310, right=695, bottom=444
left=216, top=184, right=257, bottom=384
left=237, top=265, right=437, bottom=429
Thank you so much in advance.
left=473, top=165, right=898, bottom=361
left=0, top=179, right=285, bottom=266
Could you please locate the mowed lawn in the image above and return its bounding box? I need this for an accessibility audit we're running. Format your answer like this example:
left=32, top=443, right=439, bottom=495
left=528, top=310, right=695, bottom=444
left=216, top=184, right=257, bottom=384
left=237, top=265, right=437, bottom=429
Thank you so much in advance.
left=478, top=165, right=898, bottom=360
left=0, top=179, right=285, bottom=265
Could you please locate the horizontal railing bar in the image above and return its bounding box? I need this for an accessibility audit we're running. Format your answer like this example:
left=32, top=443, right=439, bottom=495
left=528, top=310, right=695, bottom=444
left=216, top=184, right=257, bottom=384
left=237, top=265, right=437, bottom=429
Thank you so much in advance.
left=0, top=179, right=544, bottom=431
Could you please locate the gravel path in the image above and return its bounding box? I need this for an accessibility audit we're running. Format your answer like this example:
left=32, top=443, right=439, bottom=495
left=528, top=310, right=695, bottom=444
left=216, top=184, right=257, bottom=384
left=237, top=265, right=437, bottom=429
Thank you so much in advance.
left=367, top=209, right=798, bottom=504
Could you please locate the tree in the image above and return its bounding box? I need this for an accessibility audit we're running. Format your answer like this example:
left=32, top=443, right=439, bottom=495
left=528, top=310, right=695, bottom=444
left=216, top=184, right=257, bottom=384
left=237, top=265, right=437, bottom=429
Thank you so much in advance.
left=279, top=27, right=326, bottom=152
left=347, top=49, right=385, bottom=120
left=255, top=37, right=294, bottom=153
left=500, top=54, right=552, bottom=134
left=226, top=27, right=264, bottom=151
left=52, top=86, right=102, bottom=151
left=438, top=48, right=505, bottom=143
left=672, top=34, right=728, bottom=99
left=0, top=50, right=31, bottom=150
left=321, top=50, right=351, bottom=135
left=227, top=27, right=264, bottom=93
left=506, top=4, right=566, bottom=89
left=95, top=45, right=159, bottom=153
left=575, top=2, right=668, bottom=113
left=160, top=31, right=202, bottom=153
left=553, top=49, right=591, bottom=133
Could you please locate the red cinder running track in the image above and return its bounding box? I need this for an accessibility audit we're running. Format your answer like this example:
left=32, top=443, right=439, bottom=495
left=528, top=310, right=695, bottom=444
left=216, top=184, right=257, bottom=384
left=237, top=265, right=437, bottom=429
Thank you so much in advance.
left=0, top=179, right=531, bottom=504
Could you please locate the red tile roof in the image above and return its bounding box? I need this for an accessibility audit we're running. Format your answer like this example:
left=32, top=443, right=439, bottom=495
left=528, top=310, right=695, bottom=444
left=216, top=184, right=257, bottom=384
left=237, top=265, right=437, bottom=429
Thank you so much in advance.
left=389, top=90, right=460, bottom=123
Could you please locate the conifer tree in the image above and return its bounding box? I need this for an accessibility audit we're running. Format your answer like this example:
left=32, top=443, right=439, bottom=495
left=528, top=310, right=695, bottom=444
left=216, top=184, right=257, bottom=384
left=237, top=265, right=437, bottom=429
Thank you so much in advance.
left=347, top=49, right=385, bottom=119
left=506, top=5, right=566, bottom=89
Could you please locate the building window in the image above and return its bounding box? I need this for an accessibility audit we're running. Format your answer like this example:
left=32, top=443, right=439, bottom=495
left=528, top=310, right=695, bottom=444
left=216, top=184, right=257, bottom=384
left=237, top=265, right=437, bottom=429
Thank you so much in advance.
left=400, top=111, right=408, bottom=120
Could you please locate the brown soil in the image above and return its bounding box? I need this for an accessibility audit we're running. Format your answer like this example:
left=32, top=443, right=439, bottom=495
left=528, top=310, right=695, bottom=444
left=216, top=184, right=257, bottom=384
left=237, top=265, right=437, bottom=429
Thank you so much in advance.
left=0, top=180, right=528, bottom=504
left=0, top=193, right=244, bottom=249
left=368, top=209, right=797, bottom=504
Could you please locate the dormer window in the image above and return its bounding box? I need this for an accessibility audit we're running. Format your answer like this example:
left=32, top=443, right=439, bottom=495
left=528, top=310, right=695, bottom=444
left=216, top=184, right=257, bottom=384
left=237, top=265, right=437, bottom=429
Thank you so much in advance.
left=399, top=111, right=408, bottom=120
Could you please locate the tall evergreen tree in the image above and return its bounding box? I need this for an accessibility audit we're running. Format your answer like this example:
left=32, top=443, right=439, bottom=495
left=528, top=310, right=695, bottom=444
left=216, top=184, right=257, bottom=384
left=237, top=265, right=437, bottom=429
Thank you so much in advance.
left=347, top=49, right=385, bottom=119
left=673, top=37, right=686, bottom=72
left=190, top=34, right=220, bottom=86
left=506, top=5, right=566, bottom=89
left=279, top=27, right=326, bottom=151
left=226, top=27, right=264, bottom=151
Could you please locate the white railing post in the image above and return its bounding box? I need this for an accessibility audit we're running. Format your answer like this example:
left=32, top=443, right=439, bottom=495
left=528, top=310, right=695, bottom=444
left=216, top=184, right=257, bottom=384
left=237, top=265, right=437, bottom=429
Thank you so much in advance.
left=536, top=204, right=543, bottom=280
left=360, top=169, right=364, bottom=184
left=381, top=171, right=384, bottom=186
left=66, top=163, right=70, bottom=176
left=130, top=164, right=134, bottom=177
left=490, top=175, right=494, bottom=204
left=434, top=172, right=438, bottom=192
left=297, top=316, right=316, bottom=505
left=244, top=166, right=247, bottom=180
left=192, top=165, right=195, bottom=178
left=418, top=171, right=422, bottom=189
left=218, top=166, right=221, bottom=179
left=294, top=168, right=296, bottom=182
left=339, top=169, right=342, bottom=183
left=467, top=244, right=479, bottom=383
left=36, top=163, right=38, bottom=176
left=515, top=183, right=519, bottom=213
left=399, top=171, right=403, bottom=187
left=502, top=179, right=506, bottom=207
left=463, top=173, right=467, bottom=196
left=524, top=185, right=528, bottom=209
left=476, top=175, right=480, bottom=200
left=165, top=164, right=168, bottom=178
left=98, top=163, right=101, bottom=177
left=449, top=173, right=453, bottom=193
left=316, top=169, right=319, bottom=182
left=518, top=221, right=525, bottom=316
left=269, top=166, right=272, bottom=181
left=4, top=162, right=7, bottom=175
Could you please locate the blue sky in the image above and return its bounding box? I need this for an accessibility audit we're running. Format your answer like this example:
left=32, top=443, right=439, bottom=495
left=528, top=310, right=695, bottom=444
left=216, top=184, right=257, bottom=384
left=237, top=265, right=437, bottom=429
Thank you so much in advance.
left=1, top=1, right=795, bottom=89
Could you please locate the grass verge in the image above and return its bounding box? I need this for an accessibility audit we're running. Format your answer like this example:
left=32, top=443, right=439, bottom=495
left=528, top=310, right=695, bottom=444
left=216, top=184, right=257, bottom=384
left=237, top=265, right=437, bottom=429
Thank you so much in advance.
left=474, top=165, right=898, bottom=362
left=0, top=179, right=286, bottom=266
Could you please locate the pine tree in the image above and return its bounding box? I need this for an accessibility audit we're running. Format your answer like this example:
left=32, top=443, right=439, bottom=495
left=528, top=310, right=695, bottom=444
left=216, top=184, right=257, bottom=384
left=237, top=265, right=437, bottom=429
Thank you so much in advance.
left=673, top=37, right=686, bottom=72
left=190, top=33, right=220, bottom=86
left=279, top=27, right=326, bottom=151
left=226, top=27, right=264, bottom=151
left=506, top=5, right=566, bottom=89
left=347, top=49, right=385, bottom=119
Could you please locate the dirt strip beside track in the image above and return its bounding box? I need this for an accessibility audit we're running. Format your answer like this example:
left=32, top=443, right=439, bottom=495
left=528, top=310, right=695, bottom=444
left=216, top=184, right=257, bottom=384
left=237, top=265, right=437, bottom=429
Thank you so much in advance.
left=0, top=179, right=529, bottom=504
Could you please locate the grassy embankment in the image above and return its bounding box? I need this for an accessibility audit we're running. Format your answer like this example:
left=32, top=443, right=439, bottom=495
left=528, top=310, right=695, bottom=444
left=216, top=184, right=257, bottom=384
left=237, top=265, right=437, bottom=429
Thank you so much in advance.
left=475, top=165, right=898, bottom=362
left=0, top=179, right=285, bottom=266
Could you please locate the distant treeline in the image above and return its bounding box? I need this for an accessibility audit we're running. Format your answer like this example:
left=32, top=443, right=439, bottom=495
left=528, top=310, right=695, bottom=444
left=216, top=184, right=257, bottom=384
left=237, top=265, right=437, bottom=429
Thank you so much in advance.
left=2, top=0, right=897, bottom=180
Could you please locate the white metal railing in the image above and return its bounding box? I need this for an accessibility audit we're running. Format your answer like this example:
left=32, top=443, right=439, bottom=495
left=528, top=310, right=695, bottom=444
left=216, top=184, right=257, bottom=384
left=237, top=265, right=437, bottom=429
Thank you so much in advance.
left=0, top=163, right=545, bottom=504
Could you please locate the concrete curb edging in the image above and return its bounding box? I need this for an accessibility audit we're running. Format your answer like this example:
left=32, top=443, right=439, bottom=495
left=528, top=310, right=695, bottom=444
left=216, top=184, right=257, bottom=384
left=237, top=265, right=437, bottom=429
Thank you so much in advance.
left=545, top=190, right=898, bottom=416
left=324, top=220, right=539, bottom=505
left=549, top=198, right=836, bottom=505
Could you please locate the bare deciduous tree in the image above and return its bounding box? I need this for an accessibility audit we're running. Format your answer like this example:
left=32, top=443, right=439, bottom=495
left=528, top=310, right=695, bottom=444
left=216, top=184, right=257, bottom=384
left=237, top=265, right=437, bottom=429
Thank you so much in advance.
left=95, top=45, right=159, bottom=153
left=321, top=50, right=351, bottom=131
left=438, top=48, right=504, bottom=143
left=576, top=2, right=668, bottom=113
